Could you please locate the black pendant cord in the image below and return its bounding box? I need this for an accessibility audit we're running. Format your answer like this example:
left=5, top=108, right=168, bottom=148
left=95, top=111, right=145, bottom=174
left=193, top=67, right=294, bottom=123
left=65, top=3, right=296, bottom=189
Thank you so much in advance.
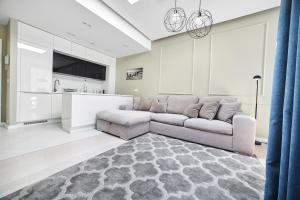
left=198, top=0, right=202, bottom=16
left=199, top=0, right=201, bottom=10
left=175, top=0, right=177, bottom=9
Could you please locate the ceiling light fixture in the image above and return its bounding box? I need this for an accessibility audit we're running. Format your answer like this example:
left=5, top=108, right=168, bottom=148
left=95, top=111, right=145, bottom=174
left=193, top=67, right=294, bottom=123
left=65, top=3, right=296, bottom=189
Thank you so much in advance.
left=164, top=0, right=186, bottom=32
left=128, top=0, right=139, bottom=5
left=17, top=43, right=46, bottom=54
left=186, top=0, right=213, bottom=39
left=66, top=32, right=76, bottom=37
left=82, top=21, right=92, bottom=28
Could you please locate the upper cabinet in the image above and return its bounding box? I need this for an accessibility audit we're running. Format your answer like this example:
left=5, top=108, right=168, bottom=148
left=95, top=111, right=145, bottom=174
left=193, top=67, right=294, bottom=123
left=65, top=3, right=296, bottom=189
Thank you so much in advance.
left=18, top=40, right=53, bottom=93
left=71, top=43, right=86, bottom=59
left=54, top=36, right=72, bottom=55
left=86, top=48, right=104, bottom=64
left=18, top=23, right=53, bottom=48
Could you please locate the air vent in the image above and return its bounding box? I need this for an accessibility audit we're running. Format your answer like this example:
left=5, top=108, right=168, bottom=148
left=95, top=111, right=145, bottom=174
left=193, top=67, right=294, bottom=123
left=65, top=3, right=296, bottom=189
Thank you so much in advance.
left=24, top=120, right=48, bottom=126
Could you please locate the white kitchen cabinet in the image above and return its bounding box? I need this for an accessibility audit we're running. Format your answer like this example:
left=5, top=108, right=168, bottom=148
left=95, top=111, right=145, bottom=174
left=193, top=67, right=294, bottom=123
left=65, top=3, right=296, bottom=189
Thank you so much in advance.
left=54, top=36, right=72, bottom=55
left=18, top=40, right=53, bottom=92
left=102, top=54, right=115, bottom=66
left=71, top=43, right=86, bottom=59
left=86, top=48, right=103, bottom=64
left=19, top=92, right=52, bottom=122
left=18, top=22, right=53, bottom=48
left=51, top=93, right=62, bottom=119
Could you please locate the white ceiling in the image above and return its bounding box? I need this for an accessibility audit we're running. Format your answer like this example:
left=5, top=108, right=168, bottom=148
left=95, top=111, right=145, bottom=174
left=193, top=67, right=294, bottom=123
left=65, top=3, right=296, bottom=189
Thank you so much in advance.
left=103, top=0, right=280, bottom=40
left=0, top=0, right=280, bottom=58
left=0, top=0, right=150, bottom=58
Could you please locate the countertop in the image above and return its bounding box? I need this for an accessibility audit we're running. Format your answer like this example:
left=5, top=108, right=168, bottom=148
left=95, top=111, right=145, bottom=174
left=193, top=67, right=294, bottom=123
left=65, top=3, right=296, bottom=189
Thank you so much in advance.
left=20, top=91, right=132, bottom=97
left=62, top=92, right=133, bottom=97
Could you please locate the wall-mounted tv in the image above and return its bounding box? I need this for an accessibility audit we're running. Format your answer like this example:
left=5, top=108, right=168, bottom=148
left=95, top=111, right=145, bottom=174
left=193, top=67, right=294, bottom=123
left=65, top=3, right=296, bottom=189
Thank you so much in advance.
left=53, top=52, right=106, bottom=81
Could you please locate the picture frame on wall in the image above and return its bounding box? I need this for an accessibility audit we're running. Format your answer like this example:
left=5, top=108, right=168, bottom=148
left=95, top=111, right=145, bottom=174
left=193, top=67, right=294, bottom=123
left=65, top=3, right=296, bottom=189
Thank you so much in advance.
left=126, top=67, right=143, bottom=80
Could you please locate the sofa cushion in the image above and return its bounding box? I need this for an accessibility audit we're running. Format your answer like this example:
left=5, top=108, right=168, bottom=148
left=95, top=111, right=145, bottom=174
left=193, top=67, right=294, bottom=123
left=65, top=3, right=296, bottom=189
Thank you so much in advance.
left=137, top=97, right=153, bottom=111
left=184, top=118, right=233, bottom=135
left=199, top=101, right=220, bottom=120
left=97, top=110, right=151, bottom=126
left=134, top=96, right=168, bottom=110
left=183, top=103, right=203, bottom=118
left=150, top=99, right=167, bottom=113
left=217, top=102, right=242, bottom=124
left=167, top=96, right=199, bottom=114
left=151, top=113, right=189, bottom=126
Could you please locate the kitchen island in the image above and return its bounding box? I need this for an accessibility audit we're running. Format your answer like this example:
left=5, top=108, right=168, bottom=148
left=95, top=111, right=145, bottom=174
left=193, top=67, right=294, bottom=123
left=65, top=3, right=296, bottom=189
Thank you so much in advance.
left=62, top=93, right=133, bottom=133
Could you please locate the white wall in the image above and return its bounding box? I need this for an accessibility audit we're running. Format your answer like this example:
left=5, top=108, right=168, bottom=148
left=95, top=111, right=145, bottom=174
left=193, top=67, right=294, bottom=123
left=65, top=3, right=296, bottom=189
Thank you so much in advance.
left=116, top=8, right=279, bottom=140
left=52, top=73, right=107, bottom=93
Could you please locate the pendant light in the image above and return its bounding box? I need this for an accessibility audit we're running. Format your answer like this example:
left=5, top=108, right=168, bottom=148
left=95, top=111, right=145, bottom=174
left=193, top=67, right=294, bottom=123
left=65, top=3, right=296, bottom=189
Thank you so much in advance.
left=186, top=0, right=213, bottom=39
left=164, top=0, right=187, bottom=32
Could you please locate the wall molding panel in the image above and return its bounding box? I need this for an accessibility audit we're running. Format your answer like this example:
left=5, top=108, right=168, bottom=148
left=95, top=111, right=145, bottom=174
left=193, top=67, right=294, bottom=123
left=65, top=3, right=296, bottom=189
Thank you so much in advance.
left=208, top=23, right=267, bottom=96
left=158, top=39, right=195, bottom=94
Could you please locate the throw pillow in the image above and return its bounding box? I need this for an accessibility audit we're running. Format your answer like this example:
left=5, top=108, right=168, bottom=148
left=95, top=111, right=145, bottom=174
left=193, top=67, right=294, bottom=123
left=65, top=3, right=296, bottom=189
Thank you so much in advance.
left=183, top=103, right=203, bottom=118
left=150, top=99, right=167, bottom=113
left=217, top=102, right=242, bottom=123
left=137, top=97, right=153, bottom=111
left=199, top=101, right=220, bottom=120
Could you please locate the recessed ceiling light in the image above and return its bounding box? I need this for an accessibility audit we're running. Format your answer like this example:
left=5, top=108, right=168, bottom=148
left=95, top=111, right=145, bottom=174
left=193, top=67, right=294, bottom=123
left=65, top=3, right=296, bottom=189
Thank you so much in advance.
left=122, top=44, right=129, bottom=48
left=82, top=21, right=92, bottom=28
left=66, top=32, right=76, bottom=37
left=90, top=42, right=95, bottom=45
left=128, top=0, right=139, bottom=5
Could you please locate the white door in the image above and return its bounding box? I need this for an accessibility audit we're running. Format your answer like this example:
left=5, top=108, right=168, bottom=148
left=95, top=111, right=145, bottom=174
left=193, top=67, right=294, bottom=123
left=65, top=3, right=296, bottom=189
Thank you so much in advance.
left=18, top=40, right=53, bottom=92
left=19, top=92, right=52, bottom=122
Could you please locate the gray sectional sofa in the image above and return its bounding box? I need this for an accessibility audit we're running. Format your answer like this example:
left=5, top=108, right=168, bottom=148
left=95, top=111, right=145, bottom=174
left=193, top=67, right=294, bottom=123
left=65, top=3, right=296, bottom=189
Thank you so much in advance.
left=96, top=96, right=256, bottom=155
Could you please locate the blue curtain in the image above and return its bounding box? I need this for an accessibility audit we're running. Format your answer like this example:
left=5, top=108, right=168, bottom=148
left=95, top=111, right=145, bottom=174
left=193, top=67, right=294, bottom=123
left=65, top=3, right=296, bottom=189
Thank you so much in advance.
left=264, top=0, right=300, bottom=199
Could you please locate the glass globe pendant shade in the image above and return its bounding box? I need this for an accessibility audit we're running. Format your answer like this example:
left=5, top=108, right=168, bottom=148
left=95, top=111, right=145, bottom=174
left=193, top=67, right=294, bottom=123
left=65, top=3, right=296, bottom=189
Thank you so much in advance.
left=186, top=9, right=213, bottom=39
left=164, top=1, right=186, bottom=32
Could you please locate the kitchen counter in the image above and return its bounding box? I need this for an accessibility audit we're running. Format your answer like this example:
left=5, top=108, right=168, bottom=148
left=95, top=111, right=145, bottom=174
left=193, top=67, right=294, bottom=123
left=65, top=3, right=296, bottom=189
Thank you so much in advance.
left=62, top=92, right=133, bottom=97
left=61, top=93, right=133, bottom=133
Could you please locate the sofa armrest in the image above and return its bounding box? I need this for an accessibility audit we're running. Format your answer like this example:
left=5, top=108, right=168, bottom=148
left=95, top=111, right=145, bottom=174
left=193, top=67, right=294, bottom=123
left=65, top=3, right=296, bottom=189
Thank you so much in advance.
left=232, top=114, right=256, bottom=155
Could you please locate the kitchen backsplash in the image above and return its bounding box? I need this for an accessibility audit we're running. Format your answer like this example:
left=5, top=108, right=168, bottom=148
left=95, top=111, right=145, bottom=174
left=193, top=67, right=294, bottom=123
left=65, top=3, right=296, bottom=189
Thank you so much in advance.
left=52, top=73, right=108, bottom=93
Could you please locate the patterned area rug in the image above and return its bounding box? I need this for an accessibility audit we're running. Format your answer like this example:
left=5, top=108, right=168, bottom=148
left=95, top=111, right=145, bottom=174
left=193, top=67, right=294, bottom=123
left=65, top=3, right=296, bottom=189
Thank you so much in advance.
left=4, top=133, right=265, bottom=200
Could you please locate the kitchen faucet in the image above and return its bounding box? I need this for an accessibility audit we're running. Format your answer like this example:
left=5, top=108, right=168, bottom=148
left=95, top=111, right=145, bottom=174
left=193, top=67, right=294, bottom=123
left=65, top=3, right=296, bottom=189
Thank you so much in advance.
left=54, top=79, right=60, bottom=92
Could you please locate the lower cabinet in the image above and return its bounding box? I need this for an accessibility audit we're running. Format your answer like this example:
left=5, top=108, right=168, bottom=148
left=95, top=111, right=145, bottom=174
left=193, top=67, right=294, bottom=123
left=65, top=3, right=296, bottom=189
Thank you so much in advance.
left=19, top=92, right=52, bottom=122
left=51, top=93, right=62, bottom=119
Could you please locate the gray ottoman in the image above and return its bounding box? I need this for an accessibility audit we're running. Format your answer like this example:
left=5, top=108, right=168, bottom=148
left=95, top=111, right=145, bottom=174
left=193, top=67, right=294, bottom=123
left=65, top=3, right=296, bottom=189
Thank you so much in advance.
left=96, top=110, right=151, bottom=140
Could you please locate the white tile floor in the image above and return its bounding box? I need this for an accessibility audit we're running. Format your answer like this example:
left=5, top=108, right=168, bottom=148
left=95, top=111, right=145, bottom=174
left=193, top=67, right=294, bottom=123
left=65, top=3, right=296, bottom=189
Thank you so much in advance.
left=0, top=123, right=103, bottom=161
left=0, top=123, right=126, bottom=198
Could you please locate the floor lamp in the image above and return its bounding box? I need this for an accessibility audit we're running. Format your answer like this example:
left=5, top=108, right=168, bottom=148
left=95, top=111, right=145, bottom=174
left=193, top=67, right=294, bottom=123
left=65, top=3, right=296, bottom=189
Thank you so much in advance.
left=253, top=75, right=262, bottom=145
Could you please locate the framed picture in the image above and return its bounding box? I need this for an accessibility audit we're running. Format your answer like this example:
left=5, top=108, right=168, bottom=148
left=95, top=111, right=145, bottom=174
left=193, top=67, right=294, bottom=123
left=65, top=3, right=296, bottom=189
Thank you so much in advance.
left=126, top=67, right=143, bottom=80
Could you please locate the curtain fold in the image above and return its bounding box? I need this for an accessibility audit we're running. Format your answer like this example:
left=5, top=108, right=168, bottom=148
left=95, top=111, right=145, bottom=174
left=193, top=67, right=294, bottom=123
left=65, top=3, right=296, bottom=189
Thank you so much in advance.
left=265, top=0, right=300, bottom=199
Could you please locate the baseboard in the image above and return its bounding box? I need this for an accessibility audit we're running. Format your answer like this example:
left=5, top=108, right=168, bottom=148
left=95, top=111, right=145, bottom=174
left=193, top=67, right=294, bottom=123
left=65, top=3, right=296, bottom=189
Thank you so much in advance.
left=4, top=123, right=24, bottom=129
left=256, top=137, right=268, bottom=144
left=3, top=119, right=61, bottom=129
left=66, top=124, right=95, bottom=134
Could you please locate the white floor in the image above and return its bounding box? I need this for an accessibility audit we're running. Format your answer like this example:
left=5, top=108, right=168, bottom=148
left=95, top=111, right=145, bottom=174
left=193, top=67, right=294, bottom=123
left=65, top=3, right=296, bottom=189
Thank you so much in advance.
left=0, top=123, right=103, bottom=161
left=0, top=123, right=126, bottom=198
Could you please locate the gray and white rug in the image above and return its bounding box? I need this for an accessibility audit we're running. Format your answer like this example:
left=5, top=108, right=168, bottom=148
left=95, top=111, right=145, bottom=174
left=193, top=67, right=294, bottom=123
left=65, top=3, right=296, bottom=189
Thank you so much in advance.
left=4, top=133, right=265, bottom=200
